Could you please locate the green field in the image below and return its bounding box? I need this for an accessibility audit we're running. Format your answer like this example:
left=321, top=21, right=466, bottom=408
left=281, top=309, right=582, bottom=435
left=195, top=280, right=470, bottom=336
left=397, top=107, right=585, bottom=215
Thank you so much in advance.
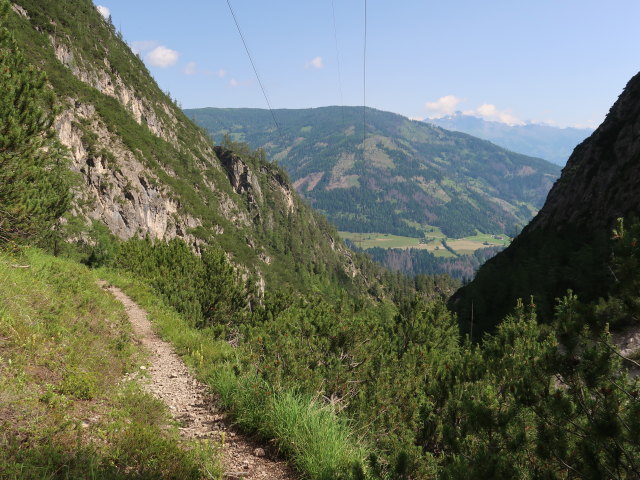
left=339, top=229, right=510, bottom=257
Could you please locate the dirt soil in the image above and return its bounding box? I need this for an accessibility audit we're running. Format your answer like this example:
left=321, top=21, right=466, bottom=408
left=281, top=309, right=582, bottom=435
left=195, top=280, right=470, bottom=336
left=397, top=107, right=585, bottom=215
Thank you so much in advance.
left=101, top=282, right=297, bottom=480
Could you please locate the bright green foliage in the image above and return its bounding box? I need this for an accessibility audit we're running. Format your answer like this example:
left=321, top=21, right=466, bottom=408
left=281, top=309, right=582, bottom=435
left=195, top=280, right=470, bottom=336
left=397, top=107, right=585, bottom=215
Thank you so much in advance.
left=0, top=1, right=70, bottom=244
left=426, top=294, right=640, bottom=479
left=112, top=237, right=248, bottom=329
left=99, top=271, right=369, bottom=480
left=107, top=233, right=462, bottom=477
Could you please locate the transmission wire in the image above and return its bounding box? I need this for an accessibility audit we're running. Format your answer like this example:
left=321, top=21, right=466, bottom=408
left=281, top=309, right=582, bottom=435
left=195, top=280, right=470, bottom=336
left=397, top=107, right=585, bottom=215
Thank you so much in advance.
left=225, top=0, right=282, bottom=141
left=360, top=0, right=368, bottom=246
left=362, top=0, right=367, bottom=161
left=331, top=0, right=346, bottom=134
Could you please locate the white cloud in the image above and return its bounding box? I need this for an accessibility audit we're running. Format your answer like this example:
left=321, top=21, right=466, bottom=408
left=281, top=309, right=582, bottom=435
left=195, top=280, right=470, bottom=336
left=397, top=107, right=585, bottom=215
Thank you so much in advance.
left=305, top=56, right=324, bottom=69
left=203, top=68, right=227, bottom=77
left=130, top=40, right=158, bottom=55
left=228, top=78, right=252, bottom=88
left=96, top=5, right=110, bottom=20
left=425, top=95, right=524, bottom=126
left=146, top=46, right=179, bottom=68
left=183, top=61, right=197, bottom=75
left=572, top=122, right=598, bottom=130
left=463, top=103, right=524, bottom=126
left=424, top=95, right=462, bottom=118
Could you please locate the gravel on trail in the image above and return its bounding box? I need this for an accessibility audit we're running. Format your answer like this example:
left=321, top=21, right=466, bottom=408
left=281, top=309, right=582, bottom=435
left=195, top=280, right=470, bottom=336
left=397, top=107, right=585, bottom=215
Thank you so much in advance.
left=101, top=282, right=297, bottom=480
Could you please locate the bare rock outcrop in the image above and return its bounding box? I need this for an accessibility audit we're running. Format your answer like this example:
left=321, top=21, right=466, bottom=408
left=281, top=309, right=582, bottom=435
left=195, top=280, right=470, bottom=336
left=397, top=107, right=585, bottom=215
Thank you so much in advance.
left=55, top=100, right=201, bottom=243
left=50, top=35, right=178, bottom=145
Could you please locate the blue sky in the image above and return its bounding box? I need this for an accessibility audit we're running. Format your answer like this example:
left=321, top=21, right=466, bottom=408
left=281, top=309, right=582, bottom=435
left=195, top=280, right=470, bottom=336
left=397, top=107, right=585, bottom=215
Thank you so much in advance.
left=95, top=1, right=640, bottom=129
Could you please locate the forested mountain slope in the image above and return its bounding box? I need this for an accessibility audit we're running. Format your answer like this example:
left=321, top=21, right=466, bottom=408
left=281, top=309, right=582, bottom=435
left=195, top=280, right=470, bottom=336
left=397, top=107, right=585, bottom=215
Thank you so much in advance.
left=7, top=0, right=372, bottom=295
left=452, top=71, right=640, bottom=335
left=186, top=106, right=561, bottom=238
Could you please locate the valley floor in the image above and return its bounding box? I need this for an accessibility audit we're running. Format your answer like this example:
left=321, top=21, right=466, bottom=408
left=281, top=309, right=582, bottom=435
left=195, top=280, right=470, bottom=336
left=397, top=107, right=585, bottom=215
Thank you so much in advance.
left=339, top=230, right=510, bottom=257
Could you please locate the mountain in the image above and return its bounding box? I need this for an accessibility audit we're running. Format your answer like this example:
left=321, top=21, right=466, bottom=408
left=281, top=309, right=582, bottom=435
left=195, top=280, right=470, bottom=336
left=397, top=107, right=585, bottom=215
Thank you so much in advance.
left=451, top=71, right=640, bottom=335
left=6, top=0, right=377, bottom=296
left=428, top=113, right=593, bottom=166
left=6, top=2, right=640, bottom=478
left=186, top=107, right=561, bottom=238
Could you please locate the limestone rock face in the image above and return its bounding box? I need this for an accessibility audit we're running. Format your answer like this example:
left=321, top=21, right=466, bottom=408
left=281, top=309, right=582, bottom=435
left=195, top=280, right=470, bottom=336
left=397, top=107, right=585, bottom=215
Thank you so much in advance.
left=216, top=147, right=263, bottom=201
left=51, top=36, right=178, bottom=145
left=526, top=71, right=640, bottom=233
left=54, top=101, right=201, bottom=243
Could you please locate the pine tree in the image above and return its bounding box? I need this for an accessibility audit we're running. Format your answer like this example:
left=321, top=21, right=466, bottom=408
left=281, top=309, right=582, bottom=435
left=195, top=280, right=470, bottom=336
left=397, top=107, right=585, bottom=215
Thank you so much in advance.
left=0, top=0, right=70, bottom=245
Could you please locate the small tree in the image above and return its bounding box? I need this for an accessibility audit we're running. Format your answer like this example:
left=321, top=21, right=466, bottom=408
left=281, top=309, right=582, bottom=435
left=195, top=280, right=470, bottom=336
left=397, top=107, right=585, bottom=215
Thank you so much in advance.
left=0, top=0, right=70, bottom=245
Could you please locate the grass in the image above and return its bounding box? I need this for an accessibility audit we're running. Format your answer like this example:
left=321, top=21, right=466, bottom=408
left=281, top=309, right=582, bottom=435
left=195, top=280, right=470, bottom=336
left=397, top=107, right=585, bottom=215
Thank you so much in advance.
left=0, top=248, right=222, bottom=479
left=339, top=229, right=510, bottom=256
left=97, top=268, right=372, bottom=480
left=458, top=232, right=510, bottom=245
left=339, top=232, right=423, bottom=249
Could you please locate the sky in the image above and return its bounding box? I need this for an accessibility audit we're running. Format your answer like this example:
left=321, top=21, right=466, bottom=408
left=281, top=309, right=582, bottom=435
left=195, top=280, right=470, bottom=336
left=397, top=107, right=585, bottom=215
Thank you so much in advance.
left=94, top=1, right=640, bottom=129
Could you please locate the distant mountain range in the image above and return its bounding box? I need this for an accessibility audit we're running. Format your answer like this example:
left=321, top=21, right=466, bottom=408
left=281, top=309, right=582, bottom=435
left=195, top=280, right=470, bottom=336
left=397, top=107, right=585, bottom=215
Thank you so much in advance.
left=186, top=106, right=561, bottom=239
left=427, top=113, right=593, bottom=166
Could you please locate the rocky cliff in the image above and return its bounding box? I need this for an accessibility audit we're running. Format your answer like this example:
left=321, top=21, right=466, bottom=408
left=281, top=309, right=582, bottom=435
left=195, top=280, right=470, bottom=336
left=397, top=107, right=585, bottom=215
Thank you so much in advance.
left=451, top=71, right=640, bottom=335
left=8, top=0, right=363, bottom=292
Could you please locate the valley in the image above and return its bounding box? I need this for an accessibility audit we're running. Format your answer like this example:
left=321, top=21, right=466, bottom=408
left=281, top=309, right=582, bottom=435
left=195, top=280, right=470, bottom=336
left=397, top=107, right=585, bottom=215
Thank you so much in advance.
left=339, top=230, right=510, bottom=257
left=187, top=106, right=555, bottom=276
left=2, top=1, right=640, bottom=479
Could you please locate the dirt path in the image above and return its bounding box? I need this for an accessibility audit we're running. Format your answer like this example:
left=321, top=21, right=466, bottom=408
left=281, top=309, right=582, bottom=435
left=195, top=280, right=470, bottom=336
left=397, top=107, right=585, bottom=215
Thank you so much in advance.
left=101, top=282, right=297, bottom=480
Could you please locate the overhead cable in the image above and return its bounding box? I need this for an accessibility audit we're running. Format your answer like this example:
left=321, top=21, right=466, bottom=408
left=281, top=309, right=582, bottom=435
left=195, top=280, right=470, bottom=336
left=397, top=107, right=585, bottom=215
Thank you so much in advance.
left=331, top=0, right=346, bottom=133
left=225, top=0, right=282, bottom=140
left=362, top=0, right=367, bottom=160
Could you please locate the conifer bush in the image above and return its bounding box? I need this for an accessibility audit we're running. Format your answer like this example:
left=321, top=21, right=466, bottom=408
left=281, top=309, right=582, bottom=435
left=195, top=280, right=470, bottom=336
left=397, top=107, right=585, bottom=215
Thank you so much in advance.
left=0, top=0, right=70, bottom=245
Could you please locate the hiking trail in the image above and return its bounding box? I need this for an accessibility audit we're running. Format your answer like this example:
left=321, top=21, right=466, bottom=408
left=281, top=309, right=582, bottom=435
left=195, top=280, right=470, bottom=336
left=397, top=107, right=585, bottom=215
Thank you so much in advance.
left=100, top=282, right=297, bottom=480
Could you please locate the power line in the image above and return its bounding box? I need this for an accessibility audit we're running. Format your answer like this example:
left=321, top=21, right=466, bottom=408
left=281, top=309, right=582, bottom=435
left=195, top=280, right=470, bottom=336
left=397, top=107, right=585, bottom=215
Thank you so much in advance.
left=330, top=0, right=346, bottom=133
left=361, top=0, right=368, bottom=238
left=362, top=0, right=367, bottom=161
left=225, top=0, right=282, bottom=140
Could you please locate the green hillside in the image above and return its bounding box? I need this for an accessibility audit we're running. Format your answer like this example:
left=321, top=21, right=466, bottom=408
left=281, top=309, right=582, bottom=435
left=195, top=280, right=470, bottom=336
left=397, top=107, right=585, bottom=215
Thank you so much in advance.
left=0, top=249, right=222, bottom=479
left=186, top=106, right=561, bottom=238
